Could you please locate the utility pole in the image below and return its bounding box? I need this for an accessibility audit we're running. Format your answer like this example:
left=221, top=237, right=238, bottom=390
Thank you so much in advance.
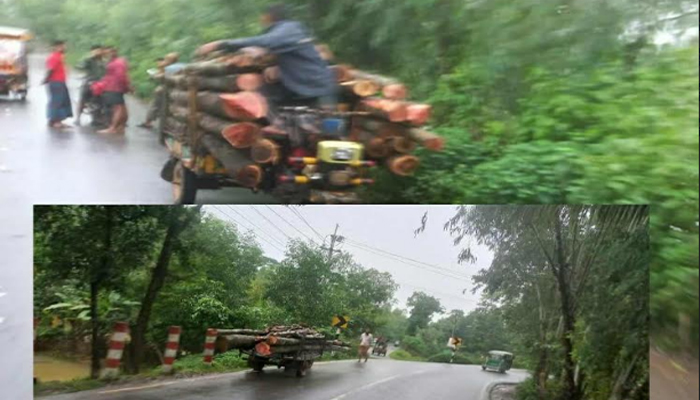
left=327, top=224, right=340, bottom=261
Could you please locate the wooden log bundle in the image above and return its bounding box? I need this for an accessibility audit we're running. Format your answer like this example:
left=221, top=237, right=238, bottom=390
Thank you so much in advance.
left=162, top=42, right=444, bottom=185
left=215, top=325, right=350, bottom=356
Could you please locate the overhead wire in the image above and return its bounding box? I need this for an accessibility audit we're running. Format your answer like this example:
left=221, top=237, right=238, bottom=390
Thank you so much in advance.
left=285, top=206, right=325, bottom=241
left=224, top=206, right=288, bottom=248
left=211, top=207, right=285, bottom=253
left=264, top=205, right=318, bottom=244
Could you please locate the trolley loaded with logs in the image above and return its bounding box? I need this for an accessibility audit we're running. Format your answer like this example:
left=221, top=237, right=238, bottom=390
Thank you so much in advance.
left=214, top=325, right=350, bottom=377
left=158, top=45, right=445, bottom=204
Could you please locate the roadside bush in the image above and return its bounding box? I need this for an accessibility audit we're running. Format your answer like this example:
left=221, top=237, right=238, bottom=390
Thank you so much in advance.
left=389, top=349, right=425, bottom=362
left=515, top=378, right=563, bottom=400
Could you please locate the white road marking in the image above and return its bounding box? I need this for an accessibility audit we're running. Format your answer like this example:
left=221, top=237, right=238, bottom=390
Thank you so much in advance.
left=328, top=369, right=430, bottom=400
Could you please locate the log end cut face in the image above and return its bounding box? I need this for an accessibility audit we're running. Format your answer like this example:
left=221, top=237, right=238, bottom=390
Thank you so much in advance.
left=222, top=122, right=261, bottom=149
left=220, top=92, right=268, bottom=121
left=236, top=165, right=263, bottom=188
left=387, top=155, right=421, bottom=176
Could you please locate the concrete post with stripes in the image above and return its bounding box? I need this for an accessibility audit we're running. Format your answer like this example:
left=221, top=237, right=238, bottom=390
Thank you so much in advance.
left=162, top=326, right=181, bottom=373
left=102, top=321, right=129, bottom=379
left=203, top=328, right=218, bottom=365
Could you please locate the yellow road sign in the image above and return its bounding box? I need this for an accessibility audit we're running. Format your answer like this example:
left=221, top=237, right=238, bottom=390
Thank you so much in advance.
left=332, top=315, right=349, bottom=329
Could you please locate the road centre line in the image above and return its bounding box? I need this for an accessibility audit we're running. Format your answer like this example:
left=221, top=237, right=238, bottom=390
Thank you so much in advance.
left=328, top=369, right=430, bottom=400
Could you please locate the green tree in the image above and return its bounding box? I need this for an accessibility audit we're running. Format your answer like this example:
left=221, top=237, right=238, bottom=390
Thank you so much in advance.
left=406, top=291, right=444, bottom=335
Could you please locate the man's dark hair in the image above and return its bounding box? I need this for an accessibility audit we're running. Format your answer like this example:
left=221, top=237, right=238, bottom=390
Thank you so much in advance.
left=91, top=44, right=102, bottom=50
left=266, top=4, right=289, bottom=22
left=52, top=40, right=65, bottom=46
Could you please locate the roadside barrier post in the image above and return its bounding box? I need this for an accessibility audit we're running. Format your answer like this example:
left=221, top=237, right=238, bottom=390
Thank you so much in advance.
left=102, top=321, right=129, bottom=379
left=203, top=328, right=218, bottom=365
left=162, top=326, right=182, bottom=373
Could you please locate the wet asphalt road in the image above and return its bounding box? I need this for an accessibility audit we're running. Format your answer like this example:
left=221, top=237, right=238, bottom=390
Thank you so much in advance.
left=40, top=360, right=529, bottom=400
left=0, top=52, right=275, bottom=205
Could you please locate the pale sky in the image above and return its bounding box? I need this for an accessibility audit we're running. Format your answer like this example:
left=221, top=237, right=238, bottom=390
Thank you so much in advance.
left=205, top=205, right=493, bottom=316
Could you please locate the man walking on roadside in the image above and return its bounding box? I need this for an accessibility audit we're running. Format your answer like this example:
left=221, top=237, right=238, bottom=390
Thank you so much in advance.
left=75, top=44, right=106, bottom=125
left=98, top=46, right=132, bottom=135
left=358, top=329, right=373, bottom=363
left=43, top=40, right=73, bottom=130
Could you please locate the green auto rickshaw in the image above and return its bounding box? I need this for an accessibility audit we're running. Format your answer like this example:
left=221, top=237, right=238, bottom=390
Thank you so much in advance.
left=482, top=350, right=514, bottom=373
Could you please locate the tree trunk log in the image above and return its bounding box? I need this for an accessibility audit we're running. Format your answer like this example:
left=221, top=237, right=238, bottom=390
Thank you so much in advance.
left=200, top=134, right=263, bottom=188
left=365, top=137, right=391, bottom=159
left=219, top=92, right=269, bottom=121
left=169, top=91, right=239, bottom=121
left=220, top=334, right=260, bottom=349
left=198, top=114, right=261, bottom=149
left=406, top=104, right=432, bottom=126
left=217, top=329, right=267, bottom=336
left=407, top=128, right=445, bottom=151
left=349, top=70, right=408, bottom=100
left=250, top=138, right=280, bottom=164
left=341, top=80, right=380, bottom=98
left=387, top=155, right=420, bottom=176
left=387, top=136, right=417, bottom=154
left=166, top=74, right=263, bottom=93
left=361, top=99, right=408, bottom=123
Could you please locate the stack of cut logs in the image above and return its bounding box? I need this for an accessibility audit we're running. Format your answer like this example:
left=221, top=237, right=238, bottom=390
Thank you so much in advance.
left=163, top=47, right=276, bottom=189
left=332, top=64, right=444, bottom=177
left=162, top=44, right=444, bottom=187
left=215, top=325, right=349, bottom=357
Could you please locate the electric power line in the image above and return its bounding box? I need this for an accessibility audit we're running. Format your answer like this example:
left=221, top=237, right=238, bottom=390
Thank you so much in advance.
left=285, top=206, right=325, bottom=241
left=212, top=207, right=285, bottom=253
left=343, top=240, right=472, bottom=283
left=265, top=205, right=318, bottom=244
left=224, top=206, right=287, bottom=248
left=344, top=237, right=473, bottom=281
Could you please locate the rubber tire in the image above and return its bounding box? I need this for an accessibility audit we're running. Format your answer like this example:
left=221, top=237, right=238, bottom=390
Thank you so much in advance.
left=172, top=161, right=197, bottom=204
left=295, top=361, right=309, bottom=378
left=248, top=357, right=265, bottom=372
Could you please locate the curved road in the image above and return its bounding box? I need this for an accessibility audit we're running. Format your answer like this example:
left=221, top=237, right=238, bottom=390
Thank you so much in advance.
left=40, top=360, right=528, bottom=400
left=0, top=52, right=274, bottom=205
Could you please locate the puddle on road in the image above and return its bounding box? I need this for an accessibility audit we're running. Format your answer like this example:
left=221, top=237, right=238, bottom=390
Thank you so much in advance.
left=34, top=353, right=91, bottom=382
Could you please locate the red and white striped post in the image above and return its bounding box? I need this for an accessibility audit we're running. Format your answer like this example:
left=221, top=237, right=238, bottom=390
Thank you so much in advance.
left=102, top=321, right=129, bottom=378
left=203, top=328, right=218, bottom=365
left=162, top=326, right=181, bottom=373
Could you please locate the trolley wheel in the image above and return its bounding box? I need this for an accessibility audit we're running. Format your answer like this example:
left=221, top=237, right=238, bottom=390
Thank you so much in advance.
left=172, top=160, right=198, bottom=204
left=295, top=361, right=311, bottom=378
left=248, top=357, right=265, bottom=372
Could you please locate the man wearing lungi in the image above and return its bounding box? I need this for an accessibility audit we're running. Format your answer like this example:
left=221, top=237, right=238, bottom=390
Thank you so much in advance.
left=43, top=40, right=73, bottom=129
left=358, top=329, right=373, bottom=363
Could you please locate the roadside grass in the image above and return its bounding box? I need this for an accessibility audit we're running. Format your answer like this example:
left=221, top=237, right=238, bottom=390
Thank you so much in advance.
left=389, top=349, right=427, bottom=362
left=34, top=353, right=248, bottom=397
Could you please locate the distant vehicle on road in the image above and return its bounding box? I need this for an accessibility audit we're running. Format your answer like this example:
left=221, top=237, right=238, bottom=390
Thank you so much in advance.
left=0, top=26, right=32, bottom=101
left=372, top=339, right=388, bottom=356
left=482, top=350, right=514, bottom=373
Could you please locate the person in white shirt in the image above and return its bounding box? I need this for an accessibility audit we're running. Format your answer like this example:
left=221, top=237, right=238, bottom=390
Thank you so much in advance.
left=358, top=329, right=373, bottom=362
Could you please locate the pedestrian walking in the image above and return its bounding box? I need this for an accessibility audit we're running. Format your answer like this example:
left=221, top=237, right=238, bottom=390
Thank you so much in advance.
left=358, top=329, right=373, bottom=363
left=43, top=40, right=73, bottom=129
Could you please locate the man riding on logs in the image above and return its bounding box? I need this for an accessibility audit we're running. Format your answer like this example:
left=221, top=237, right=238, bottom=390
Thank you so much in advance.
left=196, top=4, right=337, bottom=118
left=75, top=44, right=106, bottom=125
